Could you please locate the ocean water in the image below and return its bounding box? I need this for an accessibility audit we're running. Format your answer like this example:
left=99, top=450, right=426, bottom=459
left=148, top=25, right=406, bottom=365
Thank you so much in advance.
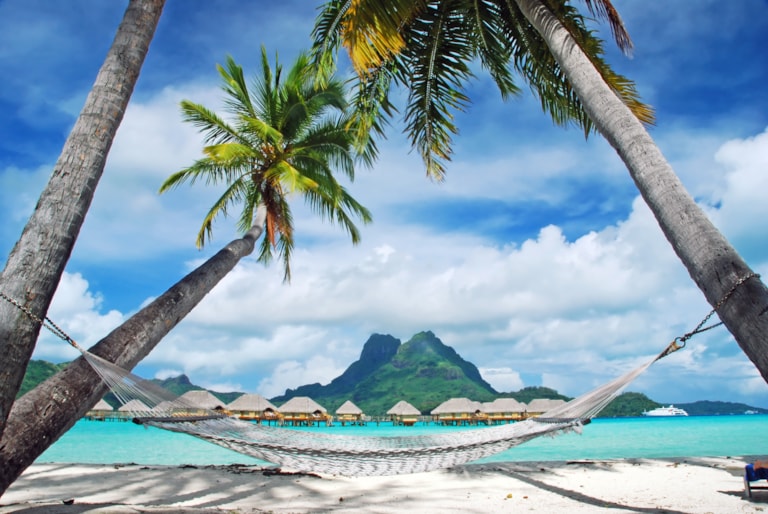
left=36, top=415, right=768, bottom=466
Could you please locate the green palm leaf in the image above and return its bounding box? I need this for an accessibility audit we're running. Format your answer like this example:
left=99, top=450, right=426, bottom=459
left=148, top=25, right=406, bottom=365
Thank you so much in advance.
left=160, top=49, right=373, bottom=281
left=310, top=0, right=655, bottom=180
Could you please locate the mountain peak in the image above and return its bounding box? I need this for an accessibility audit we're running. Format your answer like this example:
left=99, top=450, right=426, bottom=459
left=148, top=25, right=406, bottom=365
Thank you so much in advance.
left=271, top=330, right=498, bottom=413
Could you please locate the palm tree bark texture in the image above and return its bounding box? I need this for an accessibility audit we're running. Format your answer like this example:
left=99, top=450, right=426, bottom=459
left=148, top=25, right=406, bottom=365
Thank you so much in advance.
left=0, top=220, right=265, bottom=496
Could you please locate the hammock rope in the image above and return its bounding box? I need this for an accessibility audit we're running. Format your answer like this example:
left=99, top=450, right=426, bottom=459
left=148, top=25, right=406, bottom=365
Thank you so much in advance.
left=1, top=272, right=760, bottom=476
left=72, top=340, right=673, bottom=476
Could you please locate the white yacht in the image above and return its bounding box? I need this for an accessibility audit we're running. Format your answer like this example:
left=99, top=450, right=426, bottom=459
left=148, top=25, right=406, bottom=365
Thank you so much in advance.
left=642, top=405, right=688, bottom=417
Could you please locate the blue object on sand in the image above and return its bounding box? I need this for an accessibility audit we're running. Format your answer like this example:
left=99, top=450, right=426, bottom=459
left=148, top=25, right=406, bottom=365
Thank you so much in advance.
left=745, top=464, right=768, bottom=499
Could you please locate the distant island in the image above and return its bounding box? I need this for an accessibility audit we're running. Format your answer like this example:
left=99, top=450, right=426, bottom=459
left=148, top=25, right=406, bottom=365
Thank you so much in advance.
left=18, top=330, right=768, bottom=417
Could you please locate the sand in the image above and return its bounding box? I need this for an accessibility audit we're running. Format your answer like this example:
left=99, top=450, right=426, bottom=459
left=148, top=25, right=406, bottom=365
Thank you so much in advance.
left=1, top=456, right=766, bottom=513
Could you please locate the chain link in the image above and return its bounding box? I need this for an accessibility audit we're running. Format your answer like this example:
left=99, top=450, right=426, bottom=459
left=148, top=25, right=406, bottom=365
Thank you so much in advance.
left=675, top=272, right=761, bottom=346
left=0, top=291, right=79, bottom=348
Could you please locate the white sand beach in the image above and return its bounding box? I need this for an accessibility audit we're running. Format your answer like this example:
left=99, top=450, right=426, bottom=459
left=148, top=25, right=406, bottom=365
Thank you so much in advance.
left=1, top=456, right=766, bottom=513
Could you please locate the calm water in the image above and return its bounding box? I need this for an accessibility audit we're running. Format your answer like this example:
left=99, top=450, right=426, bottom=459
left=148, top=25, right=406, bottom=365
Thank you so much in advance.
left=37, top=415, right=767, bottom=466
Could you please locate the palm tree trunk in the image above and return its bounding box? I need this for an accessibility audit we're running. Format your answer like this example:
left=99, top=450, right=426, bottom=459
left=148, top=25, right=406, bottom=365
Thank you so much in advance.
left=513, top=0, right=768, bottom=380
left=0, top=218, right=265, bottom=497
left=0, top=0, right=166, bottom=442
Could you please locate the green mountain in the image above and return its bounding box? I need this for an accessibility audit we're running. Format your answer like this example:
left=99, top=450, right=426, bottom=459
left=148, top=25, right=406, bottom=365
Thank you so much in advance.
left=271, top=331, right=498, bottom=414
left=16, top=360, right=69, bottom=398
left=675, top=400, right=768, bottom=416
left=499, top=386, right=570, bottom=404
left=599, top=392, right=658, bottom=417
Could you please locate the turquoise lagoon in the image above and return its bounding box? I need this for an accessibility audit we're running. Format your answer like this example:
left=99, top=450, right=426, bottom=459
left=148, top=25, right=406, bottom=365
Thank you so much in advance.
left=37, top=415, right=767, bottom=466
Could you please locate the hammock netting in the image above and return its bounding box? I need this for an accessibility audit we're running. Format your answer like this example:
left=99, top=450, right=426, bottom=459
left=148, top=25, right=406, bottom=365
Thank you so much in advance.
left=80, top=341, right=680, bottom=476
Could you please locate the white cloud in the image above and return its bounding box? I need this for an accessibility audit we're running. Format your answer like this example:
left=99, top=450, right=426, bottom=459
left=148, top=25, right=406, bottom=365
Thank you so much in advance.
left=34, top=272, right=124, bottom=360
left=480, top=367, right=524, bottom=393
left=258, top=355, right=347, bottom=399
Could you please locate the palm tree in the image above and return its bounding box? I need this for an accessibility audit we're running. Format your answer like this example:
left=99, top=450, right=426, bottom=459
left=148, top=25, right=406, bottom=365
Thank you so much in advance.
left=160, top=48, right=373, bottom=282
left=0, top=218, right=266, bottom=495
left=310, top=0, right=768, bottom=381
left=0, top=0, right=166, bottom=445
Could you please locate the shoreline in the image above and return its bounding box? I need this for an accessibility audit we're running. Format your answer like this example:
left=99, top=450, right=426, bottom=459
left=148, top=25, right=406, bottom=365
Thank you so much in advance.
left=1, top=456, right=766, bottom=513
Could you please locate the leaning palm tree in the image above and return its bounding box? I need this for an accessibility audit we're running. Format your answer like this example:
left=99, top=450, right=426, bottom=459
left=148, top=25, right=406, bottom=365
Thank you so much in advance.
left=0, top=219, right=267, bottom=495
left=160, top=48, right=373, bottom=282
left=0, top=0, right=166, bottom=445
left=310, top=0, right=768, bottom=381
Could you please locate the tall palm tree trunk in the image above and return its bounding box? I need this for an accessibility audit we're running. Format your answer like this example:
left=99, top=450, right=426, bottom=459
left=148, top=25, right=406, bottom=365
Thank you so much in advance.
left=0, top=218, right=265, bottom=496
left=0, top=0, right=166, bottom=442
left=514, top=0, right=768, bottom=379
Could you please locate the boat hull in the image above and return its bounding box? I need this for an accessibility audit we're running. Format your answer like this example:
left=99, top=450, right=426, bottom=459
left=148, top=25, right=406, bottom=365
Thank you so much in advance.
left=642, top=405, right=688, bottom=417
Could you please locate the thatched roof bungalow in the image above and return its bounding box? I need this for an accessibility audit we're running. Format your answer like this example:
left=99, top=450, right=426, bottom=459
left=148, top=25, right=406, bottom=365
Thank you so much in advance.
left=335, top=400, right=364, bottom=425
left=526, top=398, right=567, bottom=417
left=85, top=398, right=114, bottom=420
left=386, top=400, right=421, bottom=426
left=279, top=396, right=331, bottom=426
left=91, top=399, right=113, bottom=411
left=227, top=393, right=280, bottom=422
left=117, top=399, right=151, bottom=417
left=483, top=398, right=526, bottom=422
left=177, top=390, right=226, bottom=411
left=151, top=400, right=176, bottom=413
left=431, top=398, right=487, bottom=425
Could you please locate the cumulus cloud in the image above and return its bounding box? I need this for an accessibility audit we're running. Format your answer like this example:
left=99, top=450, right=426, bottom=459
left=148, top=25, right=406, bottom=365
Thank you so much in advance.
left=34, top=272, right=124, bottom=360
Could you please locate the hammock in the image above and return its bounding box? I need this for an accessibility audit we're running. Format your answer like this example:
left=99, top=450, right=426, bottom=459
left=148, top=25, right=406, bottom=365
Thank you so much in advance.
left=78, top=341, right=682, bottom=476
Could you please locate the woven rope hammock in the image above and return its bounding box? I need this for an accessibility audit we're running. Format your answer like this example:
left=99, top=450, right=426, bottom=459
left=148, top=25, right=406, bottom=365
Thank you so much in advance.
left=76, top=341, right=682, bottom=476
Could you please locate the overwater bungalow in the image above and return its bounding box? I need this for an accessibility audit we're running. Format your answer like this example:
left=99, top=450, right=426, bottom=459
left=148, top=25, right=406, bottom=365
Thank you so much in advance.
left=227, top=393, right=281, bottom=424
left=386, top=400, right=421, bottom=426
left=525, top=398, right=566, bottom=418
left=117, top=399, right=152, bottom=419
left=483, top=398, right=526, bottom=423
left=176, top=390, right=228, bottom=416
left=335, top=400, right=364, bottom=425
left=85, top=398, right=114, bottom=420
left=431, top=398, right=488, bottom=426
left=279, top=396, right=331, bottom=426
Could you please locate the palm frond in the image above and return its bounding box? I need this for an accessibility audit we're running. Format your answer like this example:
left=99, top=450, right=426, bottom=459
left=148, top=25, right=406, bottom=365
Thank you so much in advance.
left=310, top=0, right=350, bottom=86
left=218, top=56, right=257, bottom=119
left=547, top=0, right=654, bottom=125
left=494, top=0, right=594, bottom=133
left=467, top=0, right=520, bottom=100
left=203, top=142, right=258, bottom=165
left=402, top=1, right=474, bottom=180
left=265, top=160, right=320, bottom=193
left=240, top=115, right=284, bottom=146
left=580, top=0, right=632, bottom=55
left=180, top=100, right=241, bottom=145
left=342, top=0, right=427, bottom=75
left=159, top=158, right=251, bottom=193
left=195, top=179, right=251, bottom=248
left=301, top=171, right=372, bottom=244
left=345, top=66, right=397, bottom=166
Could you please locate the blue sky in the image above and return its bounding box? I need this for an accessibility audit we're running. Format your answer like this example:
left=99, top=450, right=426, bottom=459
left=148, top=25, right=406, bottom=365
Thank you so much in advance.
left=2, top=1, right=768, bottom=408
